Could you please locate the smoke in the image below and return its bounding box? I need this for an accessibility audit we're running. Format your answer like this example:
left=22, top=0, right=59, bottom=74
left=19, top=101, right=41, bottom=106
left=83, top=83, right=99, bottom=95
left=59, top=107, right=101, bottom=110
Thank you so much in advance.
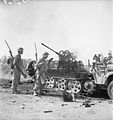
left=68, top=48, right=80, bottom=61
left=70, top=51, right=78, bottom=60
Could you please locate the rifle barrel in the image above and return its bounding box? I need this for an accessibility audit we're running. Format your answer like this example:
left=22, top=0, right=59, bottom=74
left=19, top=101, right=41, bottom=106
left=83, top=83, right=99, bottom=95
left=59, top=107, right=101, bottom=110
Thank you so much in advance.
left=34, top=42, right=38, bottom=61
left=5, top=40, right=11, bottom=51
left=34, top=42, right=37, bottom=52
left=5, top=40, right=14, bottom=58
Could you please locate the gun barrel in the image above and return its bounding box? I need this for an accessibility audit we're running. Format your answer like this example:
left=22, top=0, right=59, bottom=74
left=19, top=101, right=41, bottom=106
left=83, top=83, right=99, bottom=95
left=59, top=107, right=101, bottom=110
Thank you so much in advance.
left=41, top=43, right=59, bottom=55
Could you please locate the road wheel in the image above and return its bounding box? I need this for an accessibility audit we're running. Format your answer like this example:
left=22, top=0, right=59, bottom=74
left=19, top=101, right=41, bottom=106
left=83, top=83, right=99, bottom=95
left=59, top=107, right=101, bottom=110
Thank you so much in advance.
left=56, top=78, right=66, bottom=91
left=68, top=80, right=81, bottom=94
left=107, top=81, right=113, bottom=99
left=45, top=77, right=55, bottom=89
left=82, top=80, right=94, bottom=92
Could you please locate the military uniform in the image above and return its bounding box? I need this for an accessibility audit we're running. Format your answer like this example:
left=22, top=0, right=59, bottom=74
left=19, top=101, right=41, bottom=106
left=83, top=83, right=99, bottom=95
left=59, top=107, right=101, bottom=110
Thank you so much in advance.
left=107, top=51, right=113, bottom=64
left=33, top=52, right=49, bottom=96
left=11, top=47, right=26, bottom=94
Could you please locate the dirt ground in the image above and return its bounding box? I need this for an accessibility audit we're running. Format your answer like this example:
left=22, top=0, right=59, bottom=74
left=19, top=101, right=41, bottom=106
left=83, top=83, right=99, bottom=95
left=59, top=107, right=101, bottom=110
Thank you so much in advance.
left=0, top=75, right=113, bottom=120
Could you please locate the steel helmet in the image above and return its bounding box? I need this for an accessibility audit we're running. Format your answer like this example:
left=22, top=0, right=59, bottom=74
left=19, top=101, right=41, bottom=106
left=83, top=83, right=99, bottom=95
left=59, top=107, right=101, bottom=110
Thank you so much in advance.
left=17, top=47, right=24, bottom=52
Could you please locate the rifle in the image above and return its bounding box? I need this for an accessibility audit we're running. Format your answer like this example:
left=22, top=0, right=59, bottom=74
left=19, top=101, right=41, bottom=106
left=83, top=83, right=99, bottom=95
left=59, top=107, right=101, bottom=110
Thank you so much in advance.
left=34, top=42, right=38, bottom=61
left=5, top=40, right=14, bottom=69
left=5, top=40, right=14, bottom=59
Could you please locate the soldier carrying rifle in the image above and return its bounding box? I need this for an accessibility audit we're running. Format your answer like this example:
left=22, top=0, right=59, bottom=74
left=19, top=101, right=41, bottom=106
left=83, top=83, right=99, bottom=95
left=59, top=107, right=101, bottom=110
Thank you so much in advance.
left=5, top=41, right=27, bottom=94
left=12, top=47, right=27, bottom=94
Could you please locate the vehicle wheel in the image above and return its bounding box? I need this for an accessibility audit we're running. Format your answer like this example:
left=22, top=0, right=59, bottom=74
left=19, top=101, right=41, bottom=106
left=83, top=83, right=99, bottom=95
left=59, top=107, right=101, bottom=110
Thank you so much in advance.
left=56, top=78, right=66, bottom=91
left=82, top=80, right=94, bottom=92
left=107, top=81, right=113, bottom=99
left=68, top=80, right=81, bottom=94
left=45, top=77, right=55, bottom=89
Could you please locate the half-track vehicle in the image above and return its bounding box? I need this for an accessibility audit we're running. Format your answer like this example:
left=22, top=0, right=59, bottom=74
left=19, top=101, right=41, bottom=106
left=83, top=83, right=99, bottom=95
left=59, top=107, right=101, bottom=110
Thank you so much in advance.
left=27, top=43, right=92, bottom=95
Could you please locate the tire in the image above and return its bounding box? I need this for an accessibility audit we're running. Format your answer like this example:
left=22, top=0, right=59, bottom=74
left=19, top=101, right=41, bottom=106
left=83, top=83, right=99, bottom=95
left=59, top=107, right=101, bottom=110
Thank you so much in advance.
left=107, top=81, right=113, bottom=99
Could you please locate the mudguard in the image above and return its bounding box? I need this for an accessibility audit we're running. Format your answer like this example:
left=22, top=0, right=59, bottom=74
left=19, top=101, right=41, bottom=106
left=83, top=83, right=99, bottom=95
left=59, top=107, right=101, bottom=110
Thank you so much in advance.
left=26, top=61, right=36, bottom=77
left=103, top=71, right=113, bottom=86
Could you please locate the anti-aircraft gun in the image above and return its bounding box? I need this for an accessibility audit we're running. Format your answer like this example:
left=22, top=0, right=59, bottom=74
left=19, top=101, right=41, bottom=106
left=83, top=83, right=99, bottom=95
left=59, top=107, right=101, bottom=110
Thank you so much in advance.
left=41, top=43, right=83, bottom=72
left=40, top=43, right=91, bottom=94
left=41, top=43, right=70, bottom=70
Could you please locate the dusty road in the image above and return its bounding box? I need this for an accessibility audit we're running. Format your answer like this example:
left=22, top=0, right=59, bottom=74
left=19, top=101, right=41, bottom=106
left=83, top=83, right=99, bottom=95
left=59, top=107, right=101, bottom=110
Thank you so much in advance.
left=0, top=71, right=113, bottom=120
left=0, top=83, right=113, bottom=120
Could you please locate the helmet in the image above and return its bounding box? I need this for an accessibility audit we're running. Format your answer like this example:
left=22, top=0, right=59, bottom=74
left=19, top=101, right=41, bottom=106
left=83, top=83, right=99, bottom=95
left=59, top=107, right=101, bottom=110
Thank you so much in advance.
left=108, top=50, right=112, bottom=55
left=17, top=47, right=24, bottom=52
left=43, top=52, right=49, bottom=56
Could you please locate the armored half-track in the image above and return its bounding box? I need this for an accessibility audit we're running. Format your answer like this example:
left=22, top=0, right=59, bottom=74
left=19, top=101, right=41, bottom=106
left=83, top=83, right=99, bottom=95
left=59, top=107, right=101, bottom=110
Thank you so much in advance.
left=27, top=43, right=92, bottom=94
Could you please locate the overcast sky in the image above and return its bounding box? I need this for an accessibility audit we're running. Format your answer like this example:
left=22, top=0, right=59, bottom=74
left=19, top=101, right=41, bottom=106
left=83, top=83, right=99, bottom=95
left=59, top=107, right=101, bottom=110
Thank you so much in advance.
left=0, top=0, right=112, bottom=64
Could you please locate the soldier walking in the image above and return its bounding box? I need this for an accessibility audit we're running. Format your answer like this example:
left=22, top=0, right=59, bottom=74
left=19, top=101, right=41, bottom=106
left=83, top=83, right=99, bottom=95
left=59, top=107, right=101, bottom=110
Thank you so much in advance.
left=33, top=52, right=51, bottom=96
left=11, top=47, right=27, bottom=94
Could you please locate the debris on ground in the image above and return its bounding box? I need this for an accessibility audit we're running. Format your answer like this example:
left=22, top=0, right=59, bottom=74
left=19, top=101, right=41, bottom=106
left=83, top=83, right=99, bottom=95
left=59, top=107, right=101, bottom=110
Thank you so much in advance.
left=82, top=99, right=92, bottom=108
left=44, top=110, right=53, bottom=113
left=12, top=100, right=16, bottom=103
left=0, top=77, right=112, bottom=120
left=22, top=107, right=25, bottom=109
left=63, top=91, right=74, bottom=102
left=61, top=103, right=68, bottom=106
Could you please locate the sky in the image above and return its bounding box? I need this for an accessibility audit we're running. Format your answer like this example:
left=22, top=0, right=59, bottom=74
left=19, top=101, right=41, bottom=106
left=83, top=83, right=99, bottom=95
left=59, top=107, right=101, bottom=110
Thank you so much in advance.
left=0, top=0, right=112, bottom=64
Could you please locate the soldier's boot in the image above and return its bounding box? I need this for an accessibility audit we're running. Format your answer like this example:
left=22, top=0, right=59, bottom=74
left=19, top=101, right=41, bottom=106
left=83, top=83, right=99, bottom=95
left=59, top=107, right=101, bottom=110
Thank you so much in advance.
left=12, top=90, right=21, bottom=94
left=39, top=83, right=47, bottom=95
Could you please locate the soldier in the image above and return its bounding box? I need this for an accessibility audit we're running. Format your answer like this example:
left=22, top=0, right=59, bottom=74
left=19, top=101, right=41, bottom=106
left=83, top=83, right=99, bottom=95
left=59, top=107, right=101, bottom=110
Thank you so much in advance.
left=11, top=47, right=27, bottom=94
left=107, top=50, right=113, bottom=64
left=33, top=52, right=52, bottom=96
